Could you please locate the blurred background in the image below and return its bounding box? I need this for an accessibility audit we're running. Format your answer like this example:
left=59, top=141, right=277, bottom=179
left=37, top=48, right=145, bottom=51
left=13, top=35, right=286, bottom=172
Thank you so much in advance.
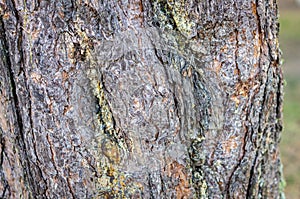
left=278, top=0, right=300, bottom=198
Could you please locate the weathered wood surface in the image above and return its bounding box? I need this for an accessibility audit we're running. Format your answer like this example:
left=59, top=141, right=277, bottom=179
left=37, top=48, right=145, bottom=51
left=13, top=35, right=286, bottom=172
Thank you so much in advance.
left=0, top=0, right=284, bottom=198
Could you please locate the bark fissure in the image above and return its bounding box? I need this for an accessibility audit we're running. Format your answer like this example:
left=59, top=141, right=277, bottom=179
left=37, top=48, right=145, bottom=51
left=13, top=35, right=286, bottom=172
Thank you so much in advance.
left=94, top=78, right=120, bottom=144
left=0, top=133, right=10, bottom=198
left=246, top=148, right=260, bottom=197
left=0, top=12, right=36, bottom=197
left=275, top=69, right=283, bottom=120
left=66, top=174, right=76, bottom=199
left=225, top=26, right=245, bottom=197
left=258, top=65, right=272, bottom=140
left=159, top=172, right=166, bottom=198
left=254, top=0, right=264, bottom=64
left=46, top=134, right=59, bottom=177
left=10, top=5, right=46, bottom=195
left=147, top=172, right=155, bottom=199
left=77, top=150, right=99, bottom=178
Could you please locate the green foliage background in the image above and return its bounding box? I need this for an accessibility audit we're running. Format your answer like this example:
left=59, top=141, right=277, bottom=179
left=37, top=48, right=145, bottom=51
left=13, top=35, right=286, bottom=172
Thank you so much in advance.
left=279, top=1, right=300, bottom=198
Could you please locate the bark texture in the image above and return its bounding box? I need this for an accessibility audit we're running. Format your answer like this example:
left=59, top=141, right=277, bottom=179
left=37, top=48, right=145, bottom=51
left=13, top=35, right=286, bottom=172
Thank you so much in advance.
left=0, top=0, right=284, bottom=198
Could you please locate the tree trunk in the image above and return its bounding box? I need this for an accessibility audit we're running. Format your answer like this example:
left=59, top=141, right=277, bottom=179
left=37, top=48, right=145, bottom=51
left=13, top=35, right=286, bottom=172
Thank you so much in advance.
left=0, top=0, right=284, bottom=198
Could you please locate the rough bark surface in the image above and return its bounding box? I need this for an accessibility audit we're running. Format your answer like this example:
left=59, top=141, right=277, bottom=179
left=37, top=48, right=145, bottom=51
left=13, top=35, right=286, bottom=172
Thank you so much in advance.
left=0, top=0, right=284, bottom=198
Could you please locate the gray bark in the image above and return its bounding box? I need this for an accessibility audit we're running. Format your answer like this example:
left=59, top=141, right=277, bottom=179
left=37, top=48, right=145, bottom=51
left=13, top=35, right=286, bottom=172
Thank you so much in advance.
left=0, top=0, right=284, bottom=198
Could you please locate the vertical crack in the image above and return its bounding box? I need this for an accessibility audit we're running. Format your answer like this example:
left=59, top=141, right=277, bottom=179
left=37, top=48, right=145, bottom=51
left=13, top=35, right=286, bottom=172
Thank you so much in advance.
left=147, top=172, right=155, bottom=199
left=246, top=145, right=260, bottom=198
left=0, top=129, right=10, bottom=198
left=67, top=175, right=76, bottom=199
left=0, top=7, right=36, bottom=197
left=46, top=134, right=59, bottom=176
left=275, top=68, right=283, bottom=122
left=234, top=29, right=241, bottom=80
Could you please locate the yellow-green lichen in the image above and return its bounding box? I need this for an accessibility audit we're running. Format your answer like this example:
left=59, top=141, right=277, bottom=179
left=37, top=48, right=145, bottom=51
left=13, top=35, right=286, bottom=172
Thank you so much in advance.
left=95, top=162, right=144, bottom=198
left=192, top=170, right=208, bottom=199
left=86, top=67, right=121, bottom=142
left=167, top=0, right=196, bottom=38
left=87, top=61, right=144, bottom=197
left=153, top=0, right=196, bottom=38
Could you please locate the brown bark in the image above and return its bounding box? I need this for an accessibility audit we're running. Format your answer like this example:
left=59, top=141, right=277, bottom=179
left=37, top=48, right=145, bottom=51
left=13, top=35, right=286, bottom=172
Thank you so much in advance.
left=0, top=0, right=284, bottom=198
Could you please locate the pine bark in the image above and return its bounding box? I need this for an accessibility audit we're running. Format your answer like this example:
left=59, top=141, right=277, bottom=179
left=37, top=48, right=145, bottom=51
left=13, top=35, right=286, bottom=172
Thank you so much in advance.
left=0, top=0, right=284, bottom=198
